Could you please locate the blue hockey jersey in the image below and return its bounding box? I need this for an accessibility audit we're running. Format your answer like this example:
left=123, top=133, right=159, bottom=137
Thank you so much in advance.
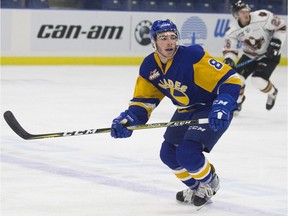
left=128, top=44, right=241, bottom=124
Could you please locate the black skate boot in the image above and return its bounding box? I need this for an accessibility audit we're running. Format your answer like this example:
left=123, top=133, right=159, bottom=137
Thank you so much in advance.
left=266, top=87, right=278, bottom=110
left=193, top=165, right=220, bottom=210
left=176, top=188, right=196, bottom=204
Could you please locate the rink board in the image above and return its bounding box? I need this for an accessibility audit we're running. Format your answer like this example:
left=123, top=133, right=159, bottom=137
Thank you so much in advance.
left=1, top=9, right=287, bottom=65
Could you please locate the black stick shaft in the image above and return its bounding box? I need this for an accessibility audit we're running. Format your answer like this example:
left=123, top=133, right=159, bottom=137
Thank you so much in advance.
left=3, top=111, right=208, bottom=140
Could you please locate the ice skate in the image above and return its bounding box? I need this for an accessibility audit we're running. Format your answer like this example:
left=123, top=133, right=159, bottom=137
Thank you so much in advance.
left=266, top=87, right=278, bottom=110
left=193, top=165, right=220, bottom=210
left=176, top=188, right=196, bottom=204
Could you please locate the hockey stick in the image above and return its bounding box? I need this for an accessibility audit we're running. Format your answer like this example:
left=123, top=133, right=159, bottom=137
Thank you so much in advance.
left=3, top=110, right=208, bottom=140
left=235, top=54, right=266, bottom=69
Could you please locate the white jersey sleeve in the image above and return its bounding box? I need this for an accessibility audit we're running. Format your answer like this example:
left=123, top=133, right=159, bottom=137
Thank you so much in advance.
left=223, top=22, right=240, bottom=62
left=263, top=11, right=286, bottom=45
left=223, top=9, right=287, bottom=59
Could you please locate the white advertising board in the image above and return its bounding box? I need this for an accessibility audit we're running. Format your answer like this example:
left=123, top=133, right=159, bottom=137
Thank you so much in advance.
left=130, top=13, right=235, bottom=57
left=1, top=9, right=287, bottom=61
left=30, top=10, right=131, bottom=55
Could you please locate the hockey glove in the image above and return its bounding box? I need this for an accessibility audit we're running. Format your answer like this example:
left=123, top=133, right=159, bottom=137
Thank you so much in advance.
left=267, top=38, right=281, bottom=59
left=209, top=94, right=237, bottom=131
left=111, top=110, right=141, bottom=138
left=223, top=58, right=235, bottom=68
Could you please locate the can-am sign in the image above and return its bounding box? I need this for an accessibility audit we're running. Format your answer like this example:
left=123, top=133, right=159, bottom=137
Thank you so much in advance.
left=37, top=25, right=124, bottom=39
left=27, top=10, right=131, bottom=53
left=2, top=9, right=286, bottom=58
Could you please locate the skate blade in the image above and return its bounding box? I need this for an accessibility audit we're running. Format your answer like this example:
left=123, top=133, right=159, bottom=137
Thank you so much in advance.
left=176, top=199, right=213, bottom=211
left=194, top=199, right=213, bottom=211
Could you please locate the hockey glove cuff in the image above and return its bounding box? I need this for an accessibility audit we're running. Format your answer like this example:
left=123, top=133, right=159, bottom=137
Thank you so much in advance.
left=111, top=110, right=141, bottom=138
left=267, top=38, right=281, bottom=59
left=224, top=58, right=235, bottom=68
left=209, top=94, right=237, bottom=131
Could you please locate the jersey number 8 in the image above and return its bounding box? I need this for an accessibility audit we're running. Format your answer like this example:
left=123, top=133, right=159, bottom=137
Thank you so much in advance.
left=209, top=59, right=224, bottom=70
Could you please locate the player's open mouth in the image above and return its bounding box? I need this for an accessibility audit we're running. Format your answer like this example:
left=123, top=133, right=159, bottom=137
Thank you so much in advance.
left=165, top=48, right=174, bottom=53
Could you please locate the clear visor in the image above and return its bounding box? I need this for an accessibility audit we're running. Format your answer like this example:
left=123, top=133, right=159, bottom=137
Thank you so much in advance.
left=234, top=7, right=250, bottom=17
left=238, top=8, right=250, bottom=13
left=156, top=32, right=178, bottom=41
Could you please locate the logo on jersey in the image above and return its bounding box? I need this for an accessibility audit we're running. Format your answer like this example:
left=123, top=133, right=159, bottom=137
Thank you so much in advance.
left=134, top=20, right=152, bottom=46
left=244, top=36, right=264, bottom=51
left=245, top=27, right=251, bottom=34
left=158, top=79, right=189, bottom=106
left=149, top=69, right=160, bottom=80
left=237, top=32, right=245, bottom=38
left=180, top=16, right=207, bottom=46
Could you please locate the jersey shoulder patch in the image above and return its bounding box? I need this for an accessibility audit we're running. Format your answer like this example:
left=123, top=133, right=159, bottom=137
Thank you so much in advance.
left=250, top=10, right=272, bottom=23
left=139, top=52, right=158, bottom=78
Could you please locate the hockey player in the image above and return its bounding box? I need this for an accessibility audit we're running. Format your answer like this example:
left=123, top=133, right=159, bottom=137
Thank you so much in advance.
left=111, top=19, right=241, bottom=210
left=223, top=0, right=286, bottom=112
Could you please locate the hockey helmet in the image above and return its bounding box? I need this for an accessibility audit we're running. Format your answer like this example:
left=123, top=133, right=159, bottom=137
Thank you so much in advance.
left=150, top=19, right=179, bottom=42
left=230, top=0, right=250, bottom=16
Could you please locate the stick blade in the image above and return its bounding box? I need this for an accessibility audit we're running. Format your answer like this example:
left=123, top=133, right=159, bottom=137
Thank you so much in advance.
left=3, top=111, right=32, bottom=140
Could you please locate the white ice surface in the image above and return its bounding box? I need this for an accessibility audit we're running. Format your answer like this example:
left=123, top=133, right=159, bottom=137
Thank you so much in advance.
left=1, top=66, right=287, bottom=216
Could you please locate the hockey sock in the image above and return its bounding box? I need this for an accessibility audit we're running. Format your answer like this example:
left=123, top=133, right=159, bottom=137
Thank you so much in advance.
left=173, top=167, right=199, bottom=189
left=189, top=157, right=213, bottom=184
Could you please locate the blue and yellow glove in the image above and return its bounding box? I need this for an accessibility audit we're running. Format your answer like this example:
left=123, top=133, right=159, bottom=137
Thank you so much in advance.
left=209, top=94, right=237, bottom=131
left=111, top=110, right=140, bottom=138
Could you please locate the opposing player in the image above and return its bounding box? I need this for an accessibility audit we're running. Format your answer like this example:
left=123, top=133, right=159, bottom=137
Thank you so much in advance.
left=111, top=19, right=241, bottom=210
left=223, top=0, right=286, bottom=112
